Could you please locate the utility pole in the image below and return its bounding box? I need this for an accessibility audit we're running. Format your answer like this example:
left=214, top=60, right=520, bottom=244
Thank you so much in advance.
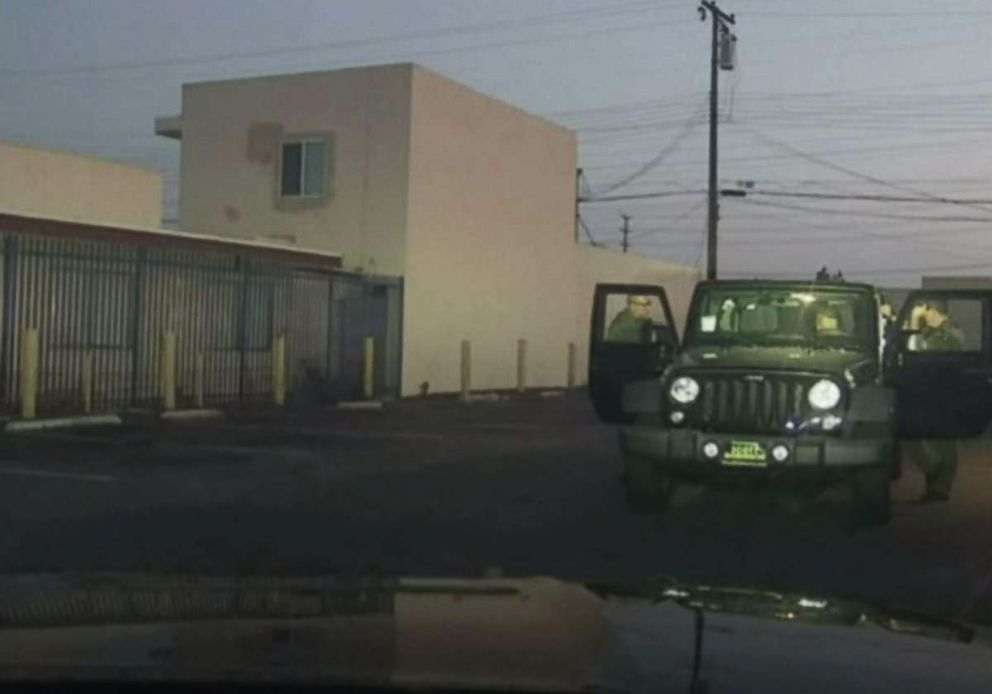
left=620, top=214, right=631, bottom=253
left=699, top=1, right=736, bottom=280
left=574, top=168, right=584, bottom=242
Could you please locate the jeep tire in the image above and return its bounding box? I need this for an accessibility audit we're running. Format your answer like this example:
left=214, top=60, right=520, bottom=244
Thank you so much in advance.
left=851, top=465, right=891, bottom=527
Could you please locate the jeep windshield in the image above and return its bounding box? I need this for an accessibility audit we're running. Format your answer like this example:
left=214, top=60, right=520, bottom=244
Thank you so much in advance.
left=685, top=285, right=875, bottom=350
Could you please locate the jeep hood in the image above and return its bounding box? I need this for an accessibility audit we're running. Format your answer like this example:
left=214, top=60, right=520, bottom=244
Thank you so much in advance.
left=674, top=344, right=875, bottom=377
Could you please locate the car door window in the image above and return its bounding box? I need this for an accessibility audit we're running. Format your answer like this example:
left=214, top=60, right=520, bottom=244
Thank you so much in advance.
left=602, top=292, right=669, bottom=344
left=903, top=297, right=982, bottom=353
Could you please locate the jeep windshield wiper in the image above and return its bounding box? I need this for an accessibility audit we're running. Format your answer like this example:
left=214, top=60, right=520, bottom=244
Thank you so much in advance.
left=591, top=579, right=975, bottom=644
left=810, top=337, right=868, bottom=351
left=691, top=337, right=783, bottom=348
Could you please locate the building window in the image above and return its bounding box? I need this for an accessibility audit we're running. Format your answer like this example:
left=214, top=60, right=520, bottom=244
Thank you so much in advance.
left=280, top=139, right=327, bottom=198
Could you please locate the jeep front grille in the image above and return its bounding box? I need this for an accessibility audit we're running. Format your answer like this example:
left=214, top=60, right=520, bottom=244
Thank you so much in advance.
left=693, top=373, right=813, bottom=434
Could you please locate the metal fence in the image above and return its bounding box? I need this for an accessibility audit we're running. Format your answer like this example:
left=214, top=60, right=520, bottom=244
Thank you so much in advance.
left=0, top=227, right=401, bottom=417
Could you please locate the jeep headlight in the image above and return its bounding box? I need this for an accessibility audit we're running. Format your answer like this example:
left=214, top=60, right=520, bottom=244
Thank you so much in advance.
left=807, top=379, right=842, bottom=411
left=669, top=376, right=700, bottom=404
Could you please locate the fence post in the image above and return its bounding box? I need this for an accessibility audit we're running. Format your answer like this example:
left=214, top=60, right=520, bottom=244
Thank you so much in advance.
left=81, top=350, right=93, bottom=414
left=325, top=274, right=335, bottom=395
left=460, top=339, right=471, bottom=399
left=19, top=327, right=38, bottom=420
left=362, top=336, right=375, bottom=400
left=567, top=342, right=577, bottom=388
left=273, top=335, right=286, bottom=406
left=237, top=257, right=249, bottom=405
left=516, top=338, right=527, bottom=393
left=129, top=248, right=145, bottom=407
left=160, top=330, right=176, bottom=411
left=194, top=351, right=205, bottom=409
left=0, top=236, right=17, bottom=407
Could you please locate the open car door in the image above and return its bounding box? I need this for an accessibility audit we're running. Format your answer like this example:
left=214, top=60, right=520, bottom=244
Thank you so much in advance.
left=588, top=283, right=679, bottom=423
left=888, top=290, right=992, bottom=439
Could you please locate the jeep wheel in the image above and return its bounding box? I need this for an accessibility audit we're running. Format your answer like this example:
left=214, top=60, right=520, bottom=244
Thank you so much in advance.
left=851, top=466, right=891, bottom=527
left=622, top=454, right=676, bottom=514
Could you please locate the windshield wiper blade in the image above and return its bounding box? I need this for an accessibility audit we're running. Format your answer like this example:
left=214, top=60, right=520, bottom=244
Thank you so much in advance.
left=590, top=579, right=975, bottom=643
left=869, top=607, right=975, bottom=643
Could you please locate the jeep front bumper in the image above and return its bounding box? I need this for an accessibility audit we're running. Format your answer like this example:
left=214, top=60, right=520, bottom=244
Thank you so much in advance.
left=620, top=426, right=890, bottom=481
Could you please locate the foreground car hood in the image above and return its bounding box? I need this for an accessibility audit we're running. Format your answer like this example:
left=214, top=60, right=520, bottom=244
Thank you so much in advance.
left=675, top=345, right=874, bottom=377
left=0, top=574, right=989, bottom=693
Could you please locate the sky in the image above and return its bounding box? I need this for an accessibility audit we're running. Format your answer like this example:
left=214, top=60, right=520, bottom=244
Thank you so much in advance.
left=1, top=0, right=991, bottom=286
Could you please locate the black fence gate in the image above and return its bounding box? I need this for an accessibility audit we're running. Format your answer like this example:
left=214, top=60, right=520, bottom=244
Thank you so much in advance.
left=0, top=220, right=402, bottom=417
left=328, top=273, right=402, bottom=401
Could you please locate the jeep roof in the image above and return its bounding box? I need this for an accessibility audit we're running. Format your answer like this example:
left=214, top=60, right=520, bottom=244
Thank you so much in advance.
left=692, top=279, right=876, bottom=293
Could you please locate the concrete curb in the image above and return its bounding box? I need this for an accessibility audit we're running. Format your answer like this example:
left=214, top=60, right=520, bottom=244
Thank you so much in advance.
left=160, top=409, right=224, bottom=421
left=460, top=393, right=505, bottom=403
left=338, top=401, right=384, bottom=411
left=4, top=414, right=123, bottom=433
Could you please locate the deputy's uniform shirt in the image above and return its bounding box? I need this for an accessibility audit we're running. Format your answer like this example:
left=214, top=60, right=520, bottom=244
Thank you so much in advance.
left=607, top=309, right=649, bottom=343
left=912, top=321, right=965, bottom=352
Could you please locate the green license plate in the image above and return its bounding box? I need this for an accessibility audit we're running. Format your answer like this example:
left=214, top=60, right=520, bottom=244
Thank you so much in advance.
left=722, top=440, right=768, bottom=467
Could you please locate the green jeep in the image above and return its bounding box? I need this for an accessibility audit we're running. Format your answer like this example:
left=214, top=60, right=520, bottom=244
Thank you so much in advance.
left=589, top=280, right=992, bottom=526
left=589, top=280, right=897, bottom=525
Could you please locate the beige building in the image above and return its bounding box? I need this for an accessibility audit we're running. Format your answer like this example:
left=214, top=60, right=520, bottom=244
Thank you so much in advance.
left=157, top=63, right=699, bottom=396
left=0, top=139, right=162, bottom=228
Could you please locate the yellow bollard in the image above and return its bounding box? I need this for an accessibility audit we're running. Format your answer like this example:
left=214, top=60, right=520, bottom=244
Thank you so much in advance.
left=19, top=328, right=39, bottom=420
left=81, top=350, right=93, bottom=414
left=567, top=342, right=576, bottom=388
left=272, top=336, right=286, bottom=406
left=516, top=339, right=527, bottom=393
left=195, top=352, right=205, bottom=409
left=160, top=330, right=176, bottom=411
left=460, top=339, right=471, bottom=399
left=362, top=336, right=375, bottom=400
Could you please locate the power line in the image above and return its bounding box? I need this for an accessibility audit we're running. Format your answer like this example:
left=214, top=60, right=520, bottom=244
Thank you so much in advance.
left=587, top=104, right=705, bottom=198
left=583, top=187, right=992, bottom=217
left=632, top=226, right=989, bottom=249
left=554, top=88, right=992, bottom=123
left=577, top=114, right=707, bottom=137
left=581, top=134, right=986, bottom=176
left=718, top=208, right=989, bottom=239
left=737, top=198, right=992, bottom=224
left=548, top=93, right=704, bottom=119
left=629, top=197, right=708, bottom=237
left=0, top=2, right=684, bottom=80
left=577, top=214, right=601, bottom=247
left=740, top=126, right=992, bottom=215
left=741, top=190, right=992, bottom=205
left=731, top=176, right=992, bottom=186
left=735, top=201, right=992, bottom=255
left=743, top=10, right=992, bottom=19
left=691, top=239, right=707, bottom=269
left=580, top=189, right=707, bottom=204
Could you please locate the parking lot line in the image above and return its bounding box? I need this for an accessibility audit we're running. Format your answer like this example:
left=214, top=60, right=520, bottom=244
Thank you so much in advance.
left=0, top=467, right=114, bottom=483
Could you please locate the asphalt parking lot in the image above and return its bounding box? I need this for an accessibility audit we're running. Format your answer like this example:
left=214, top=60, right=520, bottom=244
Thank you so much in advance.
left=1, top=392, right=991, bottom=626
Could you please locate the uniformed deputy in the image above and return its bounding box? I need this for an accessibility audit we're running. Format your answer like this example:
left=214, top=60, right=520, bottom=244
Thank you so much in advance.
left=905, top=299, right=964, bottom=503
left=909, top=300, right=965, bottom=351
left=878, top=295, right=900, bottom=374
left=814, top=306, right=846, bottom=337
left=607, top=295, right=653, bottom=343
